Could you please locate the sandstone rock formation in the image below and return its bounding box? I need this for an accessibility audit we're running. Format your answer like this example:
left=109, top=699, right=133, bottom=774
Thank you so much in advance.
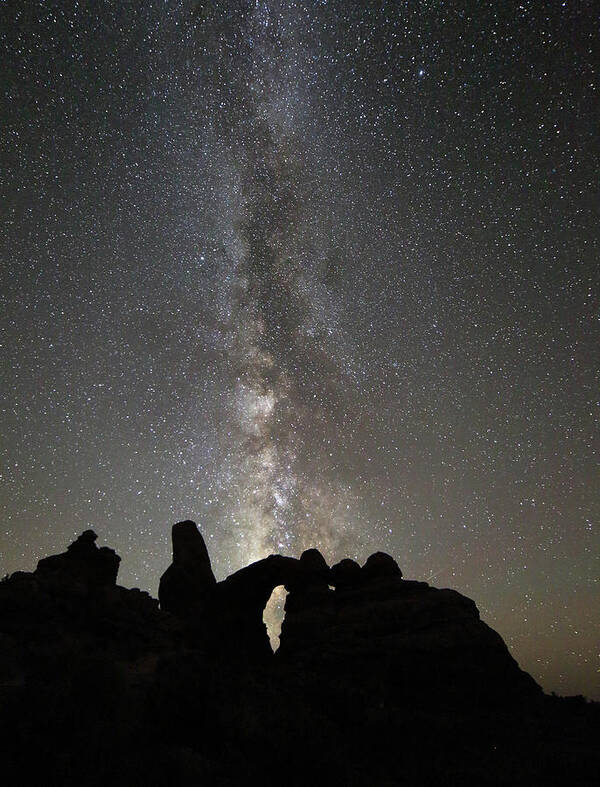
left=330, top=557, right=362, bottom=588
left=280, top=568, right=540, bottom=704
left=158, top=528, right=332, bottom=659
left=35, top=528, right=121, bottom=592
left=158, top=520, right=216, bottom=617
left=0, top=531, right=164, bottom=674
left=361, top=549, right=402, bottom=581
left=1, top=523, right=597, bottom=787
left=156, top=524, right=540, bottom=704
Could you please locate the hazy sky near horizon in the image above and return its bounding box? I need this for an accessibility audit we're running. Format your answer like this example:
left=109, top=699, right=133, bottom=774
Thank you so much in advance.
left=1, top=1, right=598, bottom=699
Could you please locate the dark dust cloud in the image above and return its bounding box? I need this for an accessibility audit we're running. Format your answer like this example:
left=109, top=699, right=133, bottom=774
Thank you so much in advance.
left=1, top=1, right=598, bottom=698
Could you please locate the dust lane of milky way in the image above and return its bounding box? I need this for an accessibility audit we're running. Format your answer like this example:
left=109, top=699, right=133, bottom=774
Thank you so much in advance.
left=0, top=1, right=598, bottom=699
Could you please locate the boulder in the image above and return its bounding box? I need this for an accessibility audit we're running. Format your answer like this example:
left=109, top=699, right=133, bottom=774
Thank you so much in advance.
left=330, top=558, right=362, bottom=589
left=283, top=548, right=330, bottom=594
left=299, top=548, right=329, bottom=580
left=361, top=551, right=402, bottom=582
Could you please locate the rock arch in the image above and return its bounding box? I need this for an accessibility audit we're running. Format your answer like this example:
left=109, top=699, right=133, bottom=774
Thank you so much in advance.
left=158, top=522, right=333, bottom=659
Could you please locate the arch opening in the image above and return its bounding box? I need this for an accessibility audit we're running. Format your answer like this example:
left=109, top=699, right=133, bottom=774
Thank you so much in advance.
left=263, top=585, right=288, bottom=652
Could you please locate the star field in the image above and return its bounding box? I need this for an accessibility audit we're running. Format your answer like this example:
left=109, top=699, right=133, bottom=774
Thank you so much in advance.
left=1, top=1, right=598, bottom=698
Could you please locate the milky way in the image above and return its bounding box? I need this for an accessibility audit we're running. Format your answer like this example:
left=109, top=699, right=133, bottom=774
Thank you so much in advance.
left=1, top=1, right=598, bottom=697
left=184, top=2, right=379, bottom=568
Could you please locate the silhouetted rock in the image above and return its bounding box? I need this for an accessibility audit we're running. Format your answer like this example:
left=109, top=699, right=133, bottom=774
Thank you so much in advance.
left=171, top=520, right=215, bottom=581
left=282, top=548, right=329, bottom=594
left=361, top=550, right=402, bottom=581
left=220, top=554, right=300, bottom=604
left=330, top=557, right=362, bottom=588
left=216, top=554, right=302, bottom=659
left=35, top=529, right=120, bottom=592
left=280, top=558, right=539, bottom=707
left=66, top=528, right=99, bottom=555
left=1, top=524, right=598, bottom=787
left=158, top=520, right=216, bottom=617
left=0, top=533, right=170, bottom=676
left=300, top=547, right=329, bottom=579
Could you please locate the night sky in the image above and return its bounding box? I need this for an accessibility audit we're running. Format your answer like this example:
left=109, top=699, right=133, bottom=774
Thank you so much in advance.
left=1, top=1, right=598, bottom=699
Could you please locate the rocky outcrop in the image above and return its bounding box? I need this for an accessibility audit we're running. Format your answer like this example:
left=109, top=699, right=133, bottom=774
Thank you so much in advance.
left=1, top=524, right=598, bottom=787
left=216, top=554, right=302, bottom=658
left=0, top=532, right=166, bottom=673
left=361, top=550, right=402, bottom=581
left=3, top=526, right=539, bottom=704
left=280, top=565, right=540, bottom=704
left=159, top=526, right=336, bottom=659
left=156, top=528, right=539, bottom=701
left=330, top=557, right=362, bottom=588
left=214, top=548, right=333, bottom=658
left=35, top=529, right=120, bottom=592
left=158, top=520, right=216, bottom=617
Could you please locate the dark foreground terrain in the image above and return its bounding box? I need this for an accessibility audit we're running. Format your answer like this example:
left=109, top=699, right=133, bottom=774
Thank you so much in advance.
left=1, top=522, right=597, bottom=786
